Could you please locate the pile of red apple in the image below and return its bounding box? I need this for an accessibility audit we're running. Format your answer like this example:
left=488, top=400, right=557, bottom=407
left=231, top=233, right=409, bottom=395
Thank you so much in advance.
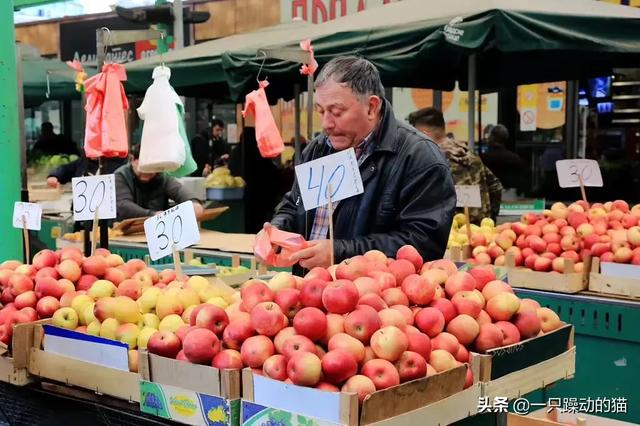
left=0, top=247, right=178, bottom=346
left=147, top=246, right=564, bottom=403
left=467, top=200, right=640, bottom=271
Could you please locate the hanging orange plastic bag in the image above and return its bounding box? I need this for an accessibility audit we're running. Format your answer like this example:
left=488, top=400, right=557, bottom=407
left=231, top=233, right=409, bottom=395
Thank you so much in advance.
left=242, top=80, right=285, bottom=158
left=253, top=227, right=308, bottom=267
left=299, top=39, right=318, bottom=76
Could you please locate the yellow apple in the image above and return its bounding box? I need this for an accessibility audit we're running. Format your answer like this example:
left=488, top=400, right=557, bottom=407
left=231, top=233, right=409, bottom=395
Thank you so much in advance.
left=52, top=307, right=79, bottom=330
left=99, top=318, right=120, bottom=340
left=158, top=314, right=185, bottom=333
left=71, top=294, right=94, bottom=318
left=113, top=296, right=141, bottom=324
left=137, top=327, right=157, bottom=350
left=115, top=323, right=140, bottom=349
left=88, top=280, right=116, bottom=298
left=207, top=297, right=228, bottom=309
left=138, top=287, right=162, bottom=313
left=81, top=303, right=97, bottom=326
left=140, top=313, right=160, bottom=329
left=187, top=276, right=209, bottom=295
left=86, top=320, right=101, bottom=336
left=155, top=293, right=183, bottom=319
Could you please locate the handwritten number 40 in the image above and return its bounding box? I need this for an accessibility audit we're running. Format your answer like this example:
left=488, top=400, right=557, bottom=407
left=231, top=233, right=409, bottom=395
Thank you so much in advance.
left=74, top=180, right=106, bottom=214
left=307, top=165, right=347, bottom=205
left=155, top=215, right=183, bottom=251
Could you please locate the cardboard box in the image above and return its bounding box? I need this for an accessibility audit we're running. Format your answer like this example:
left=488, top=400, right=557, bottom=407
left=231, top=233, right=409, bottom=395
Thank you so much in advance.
left=139, top=351, right=241, bottom=426
left=588, top=258, right=640, bottom=299
left=28, top=324, right=140, bottom=402
left=471, top=324, right=576, bottom=400
left=506, top=256, right=590, bottom=294
left=241, top=364, right=468, bottom=426
left=0, top=320, right=44, bottom=385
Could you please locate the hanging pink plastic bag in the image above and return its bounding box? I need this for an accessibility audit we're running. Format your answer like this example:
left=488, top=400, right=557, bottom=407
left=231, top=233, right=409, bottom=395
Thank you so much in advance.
left=242, top=80, right=285, bottom=158
left=253, top=227, right=308, bottom=267
left=299, top=39, right=318, bottom=76
left=84, top=63, right=129, bottom=159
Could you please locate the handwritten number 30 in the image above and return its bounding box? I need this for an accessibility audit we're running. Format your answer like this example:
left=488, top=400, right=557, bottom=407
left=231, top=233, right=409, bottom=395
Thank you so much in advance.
left=74, top=180, right=106, bottom=214
left=155, top=216, right=183, bottom=251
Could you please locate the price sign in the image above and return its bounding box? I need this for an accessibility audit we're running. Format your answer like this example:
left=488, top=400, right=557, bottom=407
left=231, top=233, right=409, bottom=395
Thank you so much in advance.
left=72, top=175, right=117, bottom=221
left=455, top=185, right=482, bottom=208
left=295, top=148, right=364, bottom=211
left=555, top=159, right=603, bottom=188
left=144, top=201, right=200, bottom=261
left=13, top=202, right=42, bottom=231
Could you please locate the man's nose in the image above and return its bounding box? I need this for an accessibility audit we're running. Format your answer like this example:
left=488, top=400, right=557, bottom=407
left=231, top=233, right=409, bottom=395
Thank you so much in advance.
left=321, top=111, right=335, bottom=131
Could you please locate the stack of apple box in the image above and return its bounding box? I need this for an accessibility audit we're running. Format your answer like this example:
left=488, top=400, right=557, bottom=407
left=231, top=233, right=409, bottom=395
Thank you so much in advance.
left=139, top=350, right=241, bottom=426
left=505, top=254, right=590, bottom=294
left=470, top=324, right=576, bottom=400
left=241, top=365, right=480, bottom=426
left=588, top=257, right=640, bottom=299
left=0, top=320, right=46, bottom=385
left=28, top=324, right=141, bottom=401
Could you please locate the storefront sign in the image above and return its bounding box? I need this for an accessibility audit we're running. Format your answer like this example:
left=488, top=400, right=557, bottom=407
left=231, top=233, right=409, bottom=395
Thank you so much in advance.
left=281, top=0, right=394, bottom=24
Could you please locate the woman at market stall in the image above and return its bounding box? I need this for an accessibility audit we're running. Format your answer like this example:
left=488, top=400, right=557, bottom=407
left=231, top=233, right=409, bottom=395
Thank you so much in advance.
left=258, top=56, right=456, bottom=269
left=114, top=144, right=204, bottom=220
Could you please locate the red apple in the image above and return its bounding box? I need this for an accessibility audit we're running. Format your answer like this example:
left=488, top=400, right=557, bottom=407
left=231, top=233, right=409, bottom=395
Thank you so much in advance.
left=344, top=307, right=381, bottom=343
left=370, top=326, right=408, bottom=362
left=212, top=349, right=243, bottom=369
left=183, top=328, right=220, bottom=364
left=322, top=349, right=358, bottom=384
left=250, top=302, right=286, bottom=337
left=282, top=334, right=316, bottom=359
left=395, top=350, right=427, bottom=382
left=431, top=332, right=460, bottom=355
left=414, top=307, right=445, bottom=337
left=396, top=245, right=423, bottom=272
left=299, top=279, right=328, bottom=309
left=322, top=280, right=359, bottom=314
left=35, top=296, right=60, bottom=319
left=275, top=288, right=302, bottom=319
left=328, top=333, right=365, bottom=364
left=287, top=351, right=322, bottom=386
left=304, top=267, right=332, bottom=282
left=361, top=359, right=400, bottom=390
left=240, top=280, right=275, bottom=312
left=475, top=323, right=504, bottom=353
left=147, top=330, right=182, bottom=359
left=429, top=299, right=456, bottom=324
left=381, top=288, right=409, bottom=306
left=195, top=305, right=229, bottom=337
left=32, top=249, right=58, bottom=270
left=263, top=354, right=288, bottom=380
left=341, top=375, right=376, bottom=402
left=241, top=335, right=275, bottom=367
left=387, top=259, right=416, bottom=286
left=293, top=307, right=327, bottom=341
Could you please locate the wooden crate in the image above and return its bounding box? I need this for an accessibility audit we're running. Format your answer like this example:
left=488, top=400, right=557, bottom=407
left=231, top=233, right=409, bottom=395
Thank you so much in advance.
left=0, top=320, right=46, bottom=385
left=588, top=257, right=640, bottom=299
left=506, top=255, right=590, bottom=294
left=471, top=325, right=576, bottom=400
left=242, top=364, right=468, bottom=425
left=28, top=183, right=61, bottom=201
left=508, top=409, right=635, bottom=426
left=27, top=324, right=140, bottom=402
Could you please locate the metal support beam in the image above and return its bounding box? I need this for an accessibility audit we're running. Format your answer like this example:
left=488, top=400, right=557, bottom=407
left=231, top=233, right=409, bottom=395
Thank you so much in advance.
left=0, top=2, right=24, bottom=260
left=293, top=83, right=302, bottom=165
left=105, top=29, right=164, bottom=47
left=173, top=0, right=184, bottom=49
left=307, top=74, right=314, bottom=141
left=566, top=80, right=580, bottom=158
left=467, top=54, right=477, bottom=151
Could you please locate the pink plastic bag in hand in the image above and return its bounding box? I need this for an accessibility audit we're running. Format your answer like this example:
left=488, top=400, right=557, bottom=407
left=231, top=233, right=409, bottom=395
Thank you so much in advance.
left=299, top=39, right=318, bottom=76
left=253, top=227, right=308, bottom=267
left=242, top=80, right=285, bottom=158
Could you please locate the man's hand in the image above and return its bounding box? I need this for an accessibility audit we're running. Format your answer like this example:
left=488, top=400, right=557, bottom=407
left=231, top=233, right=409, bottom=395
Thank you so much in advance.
left=202, top=164, right=212, bottom=177
left=46, top=177, right=59, bottom=188
left=289, top=239, right=333, bottom=269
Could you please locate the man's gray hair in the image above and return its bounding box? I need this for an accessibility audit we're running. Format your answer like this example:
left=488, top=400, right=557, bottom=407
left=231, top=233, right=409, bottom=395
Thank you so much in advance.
left=315, top=56, right=385, bottom=100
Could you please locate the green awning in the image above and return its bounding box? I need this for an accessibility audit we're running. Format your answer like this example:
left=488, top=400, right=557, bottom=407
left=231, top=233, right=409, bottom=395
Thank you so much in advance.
left=222, top=0, right=640, bottom=101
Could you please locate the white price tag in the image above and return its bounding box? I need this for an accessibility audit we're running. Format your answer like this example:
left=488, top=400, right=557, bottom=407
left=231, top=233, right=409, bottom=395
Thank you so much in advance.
left=144, top=201, right=200, bottom=261
left=72, top=175, right=117, bottom=221
left=13, top=202, right=42, bottom=231
left=455, top=185, right=482, bottom=208
left=555, top=159, right=603, bottom=188
left=295, top=148, right=364, bottom=211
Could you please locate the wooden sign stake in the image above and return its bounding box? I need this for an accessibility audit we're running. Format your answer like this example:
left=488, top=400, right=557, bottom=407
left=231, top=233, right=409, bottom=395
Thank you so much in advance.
left=577, top=175, right=588, bottom=204
left=172, top=245, right=184, bottom=280
left=327, top=184, right=335, bottom=266
left=22, top=215, right=30, bottom=264
left=463, top=204, right=473, bottom=244
left=91, top=209, right=99, bottom=255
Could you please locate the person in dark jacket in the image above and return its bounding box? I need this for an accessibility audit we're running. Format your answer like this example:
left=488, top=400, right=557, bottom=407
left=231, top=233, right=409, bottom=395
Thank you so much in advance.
left=46, top=155, right=126, bottom=187
left=114, top=145, right=204, bottom=220
left=229, top=128, right=282, bottom=233
left=31, top=122, right=79, bottom=157
left=191, top=118, right=231, bottom=177
left=261, top=56, right=456, bottom=269
left=481, top=124, right=527, bottom=193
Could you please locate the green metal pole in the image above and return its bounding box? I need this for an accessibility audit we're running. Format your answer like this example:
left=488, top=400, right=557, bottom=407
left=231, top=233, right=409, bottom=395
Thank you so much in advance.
left=155, top=0, right=172, bottom=55
left=0, top=2, right=24, bottom=261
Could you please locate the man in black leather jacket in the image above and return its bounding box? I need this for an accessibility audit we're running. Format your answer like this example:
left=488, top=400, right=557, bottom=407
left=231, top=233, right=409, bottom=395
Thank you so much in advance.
left=263, top=56, right=456, bottom=269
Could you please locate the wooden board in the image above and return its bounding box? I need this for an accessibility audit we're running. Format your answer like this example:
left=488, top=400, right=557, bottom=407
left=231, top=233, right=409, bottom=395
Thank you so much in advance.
left=29, top=348, right=140, bottom=402
left=369, top=383, right=481, bottom=426
left=111, top=229, right=256, bottom=254
left=0, top=356, right=31, bottom=386
left=483, top=347, right=576, bottom=400
left=113, top=207, right=229, bottom=235
left=507, top=269, right=587, bottom=293
left=361, top=364, right=466, bottom=424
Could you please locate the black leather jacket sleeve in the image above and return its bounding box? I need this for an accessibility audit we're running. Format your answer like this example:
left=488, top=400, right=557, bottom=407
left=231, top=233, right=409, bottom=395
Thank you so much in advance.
left=333, top=162, right=456, bottom=262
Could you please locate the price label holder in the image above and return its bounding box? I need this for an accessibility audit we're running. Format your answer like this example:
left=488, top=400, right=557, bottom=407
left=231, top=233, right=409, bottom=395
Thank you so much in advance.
left=455, top=185, right=481, bottom=243
left=555, top=159, right=603, bottom=203
left=295, top=148, right=364, bottom=211
left=13, top=202, right=43, bottom=264
left=72, top=175, right=117, bottom=222
left=144, top=201, right=201, bottom=270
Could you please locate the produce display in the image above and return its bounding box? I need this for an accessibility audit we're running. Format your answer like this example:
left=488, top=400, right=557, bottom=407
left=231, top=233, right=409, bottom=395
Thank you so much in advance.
left=135, top=246, right=564, bottom=402
left=449, top=200, right=640, bottom=271
left=205, top=166, right=245, bottom=189
left=28, top=154, right=79, bottom=171
left=61, top=228, right=124, bottom=242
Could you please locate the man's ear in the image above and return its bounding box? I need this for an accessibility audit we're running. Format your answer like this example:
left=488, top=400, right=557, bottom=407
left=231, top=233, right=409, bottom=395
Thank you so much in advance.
left=368, top=96, right=382, bottom=119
